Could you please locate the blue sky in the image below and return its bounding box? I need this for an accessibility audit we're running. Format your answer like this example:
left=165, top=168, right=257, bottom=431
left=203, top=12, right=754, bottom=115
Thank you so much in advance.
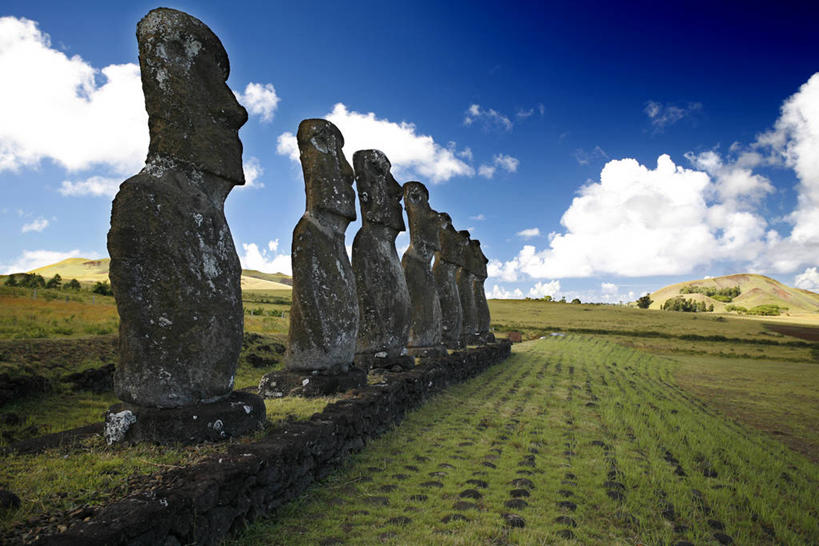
left=2, top=1, right=818, bottom=301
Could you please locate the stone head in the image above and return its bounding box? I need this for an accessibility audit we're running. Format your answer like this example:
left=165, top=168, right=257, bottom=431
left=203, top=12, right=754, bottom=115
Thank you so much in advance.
left=353, top=150, right=405, bottom=232
left=137, top=8, right=248, bottom=185
left=298, top=119, right=357, bottom=223
left=469, top=239, right=488, bottom=279
left=438, top=213, right=465, bottom=266
left=456, top=230, right=472, bottom=270
left=404, top=181, right=442, bottom=256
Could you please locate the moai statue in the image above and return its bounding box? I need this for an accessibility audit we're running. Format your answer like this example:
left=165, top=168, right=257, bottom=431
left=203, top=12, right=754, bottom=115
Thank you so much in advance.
left=433, top=213, right=465, bottom=350
left=469, top=239, right=495, bottom=344
left=105, top=8, right=264, bottom=443
left=351, top=150, right=414, bottom=371
left=402, top=182, right=448, bottom=358
left=258, top=119, right=365, bottom=397
left=456, top=230, right=480, bottom=346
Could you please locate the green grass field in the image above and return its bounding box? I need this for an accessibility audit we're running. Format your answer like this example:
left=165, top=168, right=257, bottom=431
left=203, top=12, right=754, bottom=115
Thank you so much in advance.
left=229, top=337, right=818, bottom=545
left=1, top=287, right=818, bottom=542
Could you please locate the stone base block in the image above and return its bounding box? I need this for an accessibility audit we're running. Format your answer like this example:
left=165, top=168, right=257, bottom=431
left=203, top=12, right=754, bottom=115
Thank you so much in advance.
left=258, top=367, right=367, bottom=398
left=406, top=345, right=449, bottom=359
left=104, top=391, right=266, bottom=445
left=444, top=339, right=465, bottom=350
left=356, top=353, right=415, bottom=372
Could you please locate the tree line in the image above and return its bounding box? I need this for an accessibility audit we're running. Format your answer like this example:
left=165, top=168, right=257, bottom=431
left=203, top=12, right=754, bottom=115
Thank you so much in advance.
left=4, top=273, right=113, bottom=295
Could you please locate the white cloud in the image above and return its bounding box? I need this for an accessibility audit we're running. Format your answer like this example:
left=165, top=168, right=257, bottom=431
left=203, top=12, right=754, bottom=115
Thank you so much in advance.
left=276, top=103, right=474, bottom=183
left=470, top=214, right=486, bottom=221
left=59, top=175, right=120, bottom=198
left=21, top=217, right=48, bottom=233
left=487, top=284, right=524, bottom=299
left=517, top=227, right=540, bottom=239
left=644, top=100, right=702, bottom=131
left=235, top=82, right=279, bottom=122
left=0, top=17, right=148, bottom=174
left=276, top=131, right=299, bottom=161
left=794, top=267, right=819, bottom=292
left=494, top=154, right=519, bottom=173
left=758, top=73, right=819, bottom=247
left=478, top=164, right=496, bottom=178
left=464, top=104, right=512, bottom=131
left=601, top=282, right=618, bottom=295
left=528, top=280, right=560, bottom=298
left=490, top=155, right=731, bottom=279
left=1, top=248, right=81, bottom=274
left=240, top=157, right=264, bottom=189
left=239, top=241, right=291, bottom=275
left=478, top=154, right=520, bottom=179
left=574, top=146, right=609, bottom=166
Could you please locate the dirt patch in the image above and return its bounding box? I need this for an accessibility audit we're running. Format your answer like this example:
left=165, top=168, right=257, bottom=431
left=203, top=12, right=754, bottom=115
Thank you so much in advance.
left=763, top=323, right=819, bottom=342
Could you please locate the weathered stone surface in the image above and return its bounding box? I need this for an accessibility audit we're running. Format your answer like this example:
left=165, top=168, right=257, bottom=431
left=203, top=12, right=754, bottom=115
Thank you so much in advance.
left=104, top=391, right=265, bottom=445
left=351, top=150, right=413, bottom=371
left=258, top=367, right=367, bottom=398
left=469, top=239, right=495, bottom=344
left=401, top=182, right=447, bottom=358
left=456, top=230, right=479, bottom=345
left=287, top=119, right=359, bottom=373
left=108, top=8, right=247, bottom=408
left=433, top=213, right=464, bottom=350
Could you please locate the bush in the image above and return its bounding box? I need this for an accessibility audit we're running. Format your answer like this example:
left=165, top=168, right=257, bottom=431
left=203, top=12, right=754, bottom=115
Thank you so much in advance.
left=571, top=298, right=581, bottom=304
left=92, top=281, right=113, bottom=296
left=45, top=274, right=62, bottom=289
left=636, top=294, right=653, bottom=309
left=64, top=279, right=81, bottom=291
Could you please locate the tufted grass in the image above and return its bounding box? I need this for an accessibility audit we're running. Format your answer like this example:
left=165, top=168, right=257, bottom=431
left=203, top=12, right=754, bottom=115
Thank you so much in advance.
left=228, top=336, right=819, bottom=545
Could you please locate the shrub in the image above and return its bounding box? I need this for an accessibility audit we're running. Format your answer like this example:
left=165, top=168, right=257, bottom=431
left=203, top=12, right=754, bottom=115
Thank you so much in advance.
left=92, top=281, right=113, bottom=296
left=636, top=294, right=653, bottom=309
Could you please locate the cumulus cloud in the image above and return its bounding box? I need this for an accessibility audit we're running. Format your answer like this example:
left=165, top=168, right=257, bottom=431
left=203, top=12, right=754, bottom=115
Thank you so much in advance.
left=757, top=73, right=819, bottom=247
left=1, top=248, right=81, bottom=274
left=644, top=100, right=702, bottom=131
left=517, top=227, right=540, bottom=239
left=239, top=241, right=291, bottom=275
left=487, top=284, right=524, bottom=299
left=794, top=267, right=819, bottom=292
left=235, top=82, right=279, bottom=122
left=490, top=155, right=733, bottom=279
left=0, top=17, right=148, bottom=174
left=491, top=71, right=819, bottom=282
left=478, top=154, right=520, bottom=179
left=276, top=103, right=474, bottom=183
left=239, top=157, right=264, bottom=189
left=59, top=175, right=121, bottom=198
left=21, top=217, right=48, bottom=233
left=528, top=280, right=560, bottom=298
left=464, top=104, right=512, bottom=131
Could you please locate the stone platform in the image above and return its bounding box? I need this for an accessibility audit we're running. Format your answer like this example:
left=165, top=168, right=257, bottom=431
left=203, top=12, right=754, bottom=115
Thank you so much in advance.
left=257, top=366, right=367, bottom=398
left=104, top=391, right=266, bottom=445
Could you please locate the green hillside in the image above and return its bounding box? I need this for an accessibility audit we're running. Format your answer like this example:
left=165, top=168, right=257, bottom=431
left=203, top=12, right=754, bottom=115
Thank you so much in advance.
left=20, top=257, right=293, bottom=291
left=648, top=273, right=819, bottom=315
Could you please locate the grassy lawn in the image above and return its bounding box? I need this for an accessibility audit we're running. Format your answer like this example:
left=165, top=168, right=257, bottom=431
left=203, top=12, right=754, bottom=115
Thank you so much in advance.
left=2, top=287, right=817, bottom=542
left=672, top=354, right=819, bottom=462
left=229, top=337, right=818, bottom=545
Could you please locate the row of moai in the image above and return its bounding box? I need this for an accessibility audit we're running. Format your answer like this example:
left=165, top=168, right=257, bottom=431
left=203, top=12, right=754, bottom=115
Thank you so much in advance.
left=284, top=118, right=495, bottom=387
left=103, top=7, right=496, bottom=442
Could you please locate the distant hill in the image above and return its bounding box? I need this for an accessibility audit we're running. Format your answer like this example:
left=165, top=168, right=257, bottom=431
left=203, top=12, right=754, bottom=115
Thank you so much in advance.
left=26, top=258, right=292, bottom=291
left=647, top=273, right=819, bottom=315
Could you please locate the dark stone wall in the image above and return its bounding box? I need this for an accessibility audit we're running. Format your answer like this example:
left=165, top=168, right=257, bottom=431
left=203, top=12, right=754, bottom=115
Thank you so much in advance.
left=33, top=342, right=511, bottom=546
